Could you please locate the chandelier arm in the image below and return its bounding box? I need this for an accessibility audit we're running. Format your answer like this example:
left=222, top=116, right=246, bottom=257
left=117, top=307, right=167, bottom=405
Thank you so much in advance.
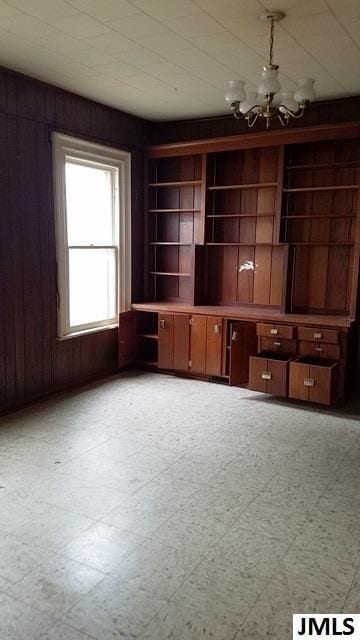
left=277, top=104, right=306, bottom=119
left=278, top=112, right=290, bottom=127
left=246, top=112, right=259, bottom=128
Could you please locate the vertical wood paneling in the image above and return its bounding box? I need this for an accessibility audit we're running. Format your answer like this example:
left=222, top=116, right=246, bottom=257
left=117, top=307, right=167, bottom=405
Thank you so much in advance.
left=0, top=68, right=149, bottom=412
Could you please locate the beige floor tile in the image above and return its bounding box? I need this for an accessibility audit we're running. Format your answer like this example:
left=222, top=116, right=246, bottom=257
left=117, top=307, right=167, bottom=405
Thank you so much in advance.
left=0, top=592, right=54, bottom=640
left=7, top=555, right=105, bottom=616
left=66, top=576, right=164, bottom=639
left=140, top=600, right=242, bottom=640
left=62, top=522, right=146, bottom=572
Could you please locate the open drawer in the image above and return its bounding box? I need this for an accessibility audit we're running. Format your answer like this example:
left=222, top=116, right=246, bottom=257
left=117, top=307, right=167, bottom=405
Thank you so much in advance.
left=248, top=351, right=294, bottom=398
left=289, top=357, right=339, bottom=406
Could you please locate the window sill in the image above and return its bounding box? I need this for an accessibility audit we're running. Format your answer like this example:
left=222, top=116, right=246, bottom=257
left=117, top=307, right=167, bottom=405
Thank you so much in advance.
left=57, top=323, right=118, bottom=341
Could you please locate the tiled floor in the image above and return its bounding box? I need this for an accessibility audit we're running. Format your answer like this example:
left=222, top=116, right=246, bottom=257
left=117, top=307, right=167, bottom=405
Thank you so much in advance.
left=0, top=370, right=360, bottom=640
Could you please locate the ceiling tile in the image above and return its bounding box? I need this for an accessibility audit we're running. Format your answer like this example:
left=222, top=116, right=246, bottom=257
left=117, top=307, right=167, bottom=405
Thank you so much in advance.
left=115, top=47, right=165, bottom=66
left=140, top=32, right=190, bottom=53
left=6, top=0, right=78, bottom=21
left=133, top=0, right=202, bottom=21
left=109, top=13, right=167, bottom=39
left=165, top=47, right=212, bottom=67
left=328, top=0, right=360, bottom=19
left=196, top=0, right=262, bottom=19
left=0, top=14, right=59, bottom=38
left=38, top=31, right=89, bottom=53
left=0, top=1, right=20, bottom=18
left=94, top=61, right=140, bottom=80
left=192, top=32, right=246, bottom=55
left=67, top=0, right=139, bottom=21
left=52, top=61, right=95, bottom=78
left=85, top=33, right=140, bottom=53
left=54, top=14, right=112, bottom=38
left=66, top=48, right=117, bottom=66
left=165, top=13, right=224, bottom=38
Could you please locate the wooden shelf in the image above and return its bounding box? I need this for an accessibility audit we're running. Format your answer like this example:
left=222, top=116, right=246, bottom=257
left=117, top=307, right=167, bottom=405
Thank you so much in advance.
left=150, top=242, right=192, bottom=246
left=149, top=208, right=200, bottom=213
left=150, top=271, right=191, bottom=276
left=206, top=242, right=275, bottom=246
left=287, top=242, right=353, bottom=246
left=139, top=333, right=158, bottom=341
left=208, top=182, right=278, bottom=191
left=206, top=213, right=274, bottom=218
left=149, top=180, right=201, bottom=188
left=283, top=214, right=355, bottom=220
left=285, top=160, right=360, bottom=171
left=283, top=185, right=359, bottom=193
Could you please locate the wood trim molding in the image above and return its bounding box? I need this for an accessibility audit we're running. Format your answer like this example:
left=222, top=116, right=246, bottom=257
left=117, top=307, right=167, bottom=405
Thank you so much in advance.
left=147, top=122, right=360, bottom=158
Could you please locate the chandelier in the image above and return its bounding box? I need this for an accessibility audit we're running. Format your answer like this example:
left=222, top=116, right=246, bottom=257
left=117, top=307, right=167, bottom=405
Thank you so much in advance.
left=225, top=11, right=315, bottom=129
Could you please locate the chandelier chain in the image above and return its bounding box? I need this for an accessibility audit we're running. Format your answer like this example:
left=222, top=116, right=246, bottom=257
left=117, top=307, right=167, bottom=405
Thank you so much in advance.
left=269, top=16, right=274, bottom=67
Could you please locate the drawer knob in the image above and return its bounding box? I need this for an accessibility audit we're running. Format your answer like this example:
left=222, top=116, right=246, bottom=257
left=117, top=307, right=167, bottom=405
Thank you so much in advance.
left=160, top=319, right=166, bottom=329
left=261, top=371, right=272, bottom=380
left=314, top=332, right=322, bottom=339
left=315, top=346, right=324, bottom=352
left=270, top=328, right=278, bottom=335
left=274, top=341, right=281, bottom=347
left=304, top=377, right=315, bottom=387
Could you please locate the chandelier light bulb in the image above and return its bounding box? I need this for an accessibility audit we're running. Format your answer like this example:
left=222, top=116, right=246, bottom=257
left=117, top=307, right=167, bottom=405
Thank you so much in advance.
left=225, top=79, right=246, bottom=104
left=279, top=92, right=299, bottom=113
left=257, top=67, right=281, bottom=96
left=240, top=92, right=259, bottom=114
left=293, top=78, right=316, bottom=103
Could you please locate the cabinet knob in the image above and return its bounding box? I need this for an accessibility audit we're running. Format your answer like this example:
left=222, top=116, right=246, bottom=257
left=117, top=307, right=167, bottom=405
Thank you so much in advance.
left=315, top=346, right=323, bottom=352
left=160, top=319, right=166, bottom=329
left=274, top=341, right=281, bottom=348
left=232, top=330, right=238, bottom=341
left=270, top=328, right=278, bottom=335
left=304, top=377, right=315, bottom=387
left=314, top=332, right=322, bottom=339
left=214, top=323, right=221, bottom=334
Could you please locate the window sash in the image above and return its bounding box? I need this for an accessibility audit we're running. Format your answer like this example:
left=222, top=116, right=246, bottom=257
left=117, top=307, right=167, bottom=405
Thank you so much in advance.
left=53, top=133, right=131, bottom=338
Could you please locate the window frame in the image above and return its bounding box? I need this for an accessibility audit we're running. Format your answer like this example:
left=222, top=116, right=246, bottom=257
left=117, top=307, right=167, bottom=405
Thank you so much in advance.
left=53, top=133, right=131, bottom=339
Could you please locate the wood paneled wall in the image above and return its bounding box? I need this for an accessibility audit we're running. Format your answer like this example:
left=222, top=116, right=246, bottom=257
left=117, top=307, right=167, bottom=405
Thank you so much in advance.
left=0, top=68, right=149, bottom=412
left=152, top=96, right=360, bottom=145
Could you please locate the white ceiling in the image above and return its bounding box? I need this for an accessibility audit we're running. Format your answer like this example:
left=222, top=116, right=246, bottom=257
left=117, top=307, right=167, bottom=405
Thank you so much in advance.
left=0, top=0, right=359, bottom=120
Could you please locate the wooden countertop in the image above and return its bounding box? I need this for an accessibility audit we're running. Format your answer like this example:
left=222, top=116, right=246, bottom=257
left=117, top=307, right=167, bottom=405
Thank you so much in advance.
left=132, top=302, right=354, bottom=329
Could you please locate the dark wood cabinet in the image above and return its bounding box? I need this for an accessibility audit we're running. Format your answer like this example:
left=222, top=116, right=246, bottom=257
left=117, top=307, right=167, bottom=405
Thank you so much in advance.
left=228, top=321, right=257, bottom=386
left=122, top=122, right=360, bottom=405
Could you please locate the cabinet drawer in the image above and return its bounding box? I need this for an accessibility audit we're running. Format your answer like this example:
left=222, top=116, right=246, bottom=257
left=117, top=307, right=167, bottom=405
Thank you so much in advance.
left=298, top=327, right=340, bottom=344
left=249, top=352, right=294, bottom=398
left=256, top=323, right=295, bottom=340
left=259, top=336, right=297, bottom=354
left=298, top=341, right=340, bottom=360
left=289, top=357, right=339, bottom=406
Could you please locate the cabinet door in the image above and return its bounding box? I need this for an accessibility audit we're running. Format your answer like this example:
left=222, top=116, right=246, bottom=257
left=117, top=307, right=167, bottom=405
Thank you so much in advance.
left=248, top=356, right=268, bottom=393
left=289, top=362, right=310, bottom=401
left=268, top=360, right=288, bottom=397
left=206, top=317, right=223, bottom=376
left=158, top=313, right=174, bottom=369
left=173, top=314, right=190, bottom=371
left=118, top=311, right=136, bottom=368
left=309, top=364, right=338, bottom=406
left=229, top=322, right=257, bottom=386
left=190, top=315, right=207, bottom=373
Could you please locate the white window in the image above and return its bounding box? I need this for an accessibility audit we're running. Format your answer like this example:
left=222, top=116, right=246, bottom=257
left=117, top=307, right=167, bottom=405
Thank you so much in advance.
left=53, top=134, right=131, bottom=338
